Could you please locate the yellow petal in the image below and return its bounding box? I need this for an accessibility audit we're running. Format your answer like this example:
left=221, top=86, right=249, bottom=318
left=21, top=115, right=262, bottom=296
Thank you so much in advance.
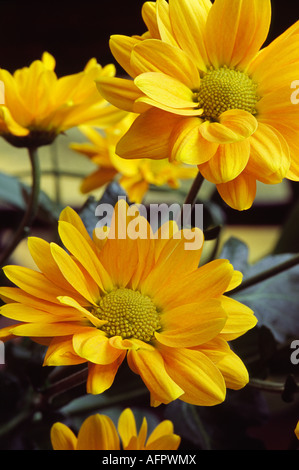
left=162, top=347, right=226, bottom=406
left=51, top=423, right=77, bottom=450
left=58, top=221, right=113, bottom=292
left=199, top=109, right=258, bottom=144
left=86, top=355, right=125, bottom=394
left=146, top=434, right=181, bottom=450
left=27, top=237, right=82, bottom=296
left=168, top=0, right=211, bottom=70
left=77, top=415, right=120, bottom=450
left=141, top=232, right=203, bottom=298
left=44, top=337, right=86, bottom=366
left=247, top=123, right=290, bottom=183
left=131, top=39, right=200, bottom=89
left=198, top=139, right=250, bottom=184
left=214, top=348, right=249, bottom=390
left=73, top=330, right=124, bottom=365
left=249, top=31, right=299, bottom=89
left=80, top=168, right=118, bottom=193
left=42, top=51, right=56, bottom=71
left=117, top=408, right=137, bottom=449
left=116, top=108, right=180, bottom=160
left=156, top=299, right=227, bottom=347
left=50, top=243, right=99, bottom=304
left=0, top=303, right=56, bottom=323
left=57, top=296, right=105, bottom=328
left=170, top=117, right=218, bottom=165
left=142, top=1, right=160, bottom=39
left=96, top=76, right=143, bottom=112
left=127, top=348, right=184, bottom=404
left=205, top=0, right=271, bottom=68
left=156, top=0, right=179, bottom=47
left=11, top=321, right=87, bottom=337
left=154, top=259, right=235, bottom=309
left=110, top=35, right=143, bottom=77
left=134, top=72, right=197, bottom=111
left=219, top=296, right=257, bottom=341
left=216, top=171, right=257, bottom=211
left=0, top=106, right=29, bottom=136
left=3, top=265, right=73, bottom=305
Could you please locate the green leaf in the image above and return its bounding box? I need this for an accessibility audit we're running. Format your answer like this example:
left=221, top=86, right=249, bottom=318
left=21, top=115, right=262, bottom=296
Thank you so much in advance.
left=0, top=171, right=61, bottom=221
left=0, top=172, right=27, bottom=210
left=220, top=237, right=299, bottom=343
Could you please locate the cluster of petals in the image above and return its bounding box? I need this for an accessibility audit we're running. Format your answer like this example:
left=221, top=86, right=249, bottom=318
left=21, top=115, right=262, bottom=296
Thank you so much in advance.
left=96, top=0, right=299, bottom=210
left=0, top=52, right=125, bottom=147
left=71, top=113, right=197, bottom=203
left=51, top=408, right=181, bottom=450
left=0, top=200, right=257, bottom=407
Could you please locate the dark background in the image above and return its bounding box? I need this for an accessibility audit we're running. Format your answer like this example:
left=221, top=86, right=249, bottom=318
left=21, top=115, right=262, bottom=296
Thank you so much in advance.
left=0, top=0, right=297, bottom=76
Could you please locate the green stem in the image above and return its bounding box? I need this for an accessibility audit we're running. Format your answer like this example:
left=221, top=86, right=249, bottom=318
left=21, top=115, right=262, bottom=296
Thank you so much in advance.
left=40, top=367, right=89, bottom=405
left=177, top=171, right=205, bottom=226
left=183, top=171, right=205, bottom=206
left=0, top=146, right=40, bottom=266
left=231, top=253, right=299, bottom=294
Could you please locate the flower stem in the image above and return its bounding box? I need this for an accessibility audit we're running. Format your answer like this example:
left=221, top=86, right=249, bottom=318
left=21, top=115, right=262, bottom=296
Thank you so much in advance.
left=40, top=367, right=89, bottom=405
left=231, top=252, right=299, bottom=294
left=177, top=170, right=204, bottom=226
left=0, top=146, right=40, bottom=267
left=184, top=170, right=205, bottom=206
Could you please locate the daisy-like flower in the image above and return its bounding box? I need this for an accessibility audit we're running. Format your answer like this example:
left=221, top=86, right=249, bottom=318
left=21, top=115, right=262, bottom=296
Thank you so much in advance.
left=0, top=200, right=257, bottom=406
left=71, top=113, right=197, bottom=203
left=96, top=0, right=299, bottom=210
left=0, top=51, right=126, bottom=148
left=50, top=408, right=181, bottom=450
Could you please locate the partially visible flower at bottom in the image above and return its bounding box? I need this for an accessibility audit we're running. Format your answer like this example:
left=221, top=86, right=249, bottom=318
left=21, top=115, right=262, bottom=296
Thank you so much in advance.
left=50, top=408, right=181, bottom=450
left=0, top=200, right=257, bottom=407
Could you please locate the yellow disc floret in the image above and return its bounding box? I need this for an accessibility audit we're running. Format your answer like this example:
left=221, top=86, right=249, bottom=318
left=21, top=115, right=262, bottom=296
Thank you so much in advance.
left=195, top=66, right=259, bottom=121
left=93, top=288, right=161, bottom=342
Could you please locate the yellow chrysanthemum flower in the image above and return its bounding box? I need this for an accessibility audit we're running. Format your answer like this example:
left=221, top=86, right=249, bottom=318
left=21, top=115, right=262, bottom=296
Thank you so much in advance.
left=295, top=421, right=299, bottom=440
left=50, top=408, right=181, bottom=450
left=96, top=0, right=299, bottom=210
left=71, top=113, right=197, bottom=203
left=0, top=200, right=257, bottom=406
left=0, top=51, right=126, bottom=148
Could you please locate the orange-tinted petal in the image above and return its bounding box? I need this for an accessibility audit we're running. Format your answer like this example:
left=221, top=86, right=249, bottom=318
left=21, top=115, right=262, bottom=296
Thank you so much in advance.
left=199, top=110, right=258, bottom=144
left=77, top=415, right=120, bottom=450
left=87, top=353, right=126, bottom=394
left=131, top=39, right=200, bottom=89
left=156, top=299, right=227, bottom=347
left=51, top=423, right=77, bottom=450
left=216, top=172, right=257, bottom=210
left=116, top=108, right=180, bottom=160
left=96, top=76, right=143, bottom=113
left=198, top=139, right=250, bottom=184
left=162, top=347, right=226, bottom=406
left=127, top=348, right=184, bottom=404
left=205, top=0, right=271, bottom=68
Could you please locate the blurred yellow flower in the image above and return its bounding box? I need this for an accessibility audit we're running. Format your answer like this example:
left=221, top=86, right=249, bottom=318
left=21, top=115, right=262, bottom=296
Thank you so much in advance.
left=0, top=200, right=257, bottom=406
left=97, top=0, right=299, bottom=210
left=0, top=52, right=126, bottom=148
left=71, top=114, right=197, bottom=203
left=51, top=408, right=181, bottom=450
left=295, top=421, right=299, bottom=440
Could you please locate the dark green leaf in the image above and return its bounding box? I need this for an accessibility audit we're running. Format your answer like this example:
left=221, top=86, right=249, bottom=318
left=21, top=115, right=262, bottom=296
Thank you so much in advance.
left=0, top=171, right=61, bottom=222
left=220, top=237, right=299, bottom=343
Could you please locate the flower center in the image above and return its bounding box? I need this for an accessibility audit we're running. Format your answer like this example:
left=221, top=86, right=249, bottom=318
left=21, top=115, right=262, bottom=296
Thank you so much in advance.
left=93, top=288, right=161, bottom=342
left=195, top=66, right=259, bottom=121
